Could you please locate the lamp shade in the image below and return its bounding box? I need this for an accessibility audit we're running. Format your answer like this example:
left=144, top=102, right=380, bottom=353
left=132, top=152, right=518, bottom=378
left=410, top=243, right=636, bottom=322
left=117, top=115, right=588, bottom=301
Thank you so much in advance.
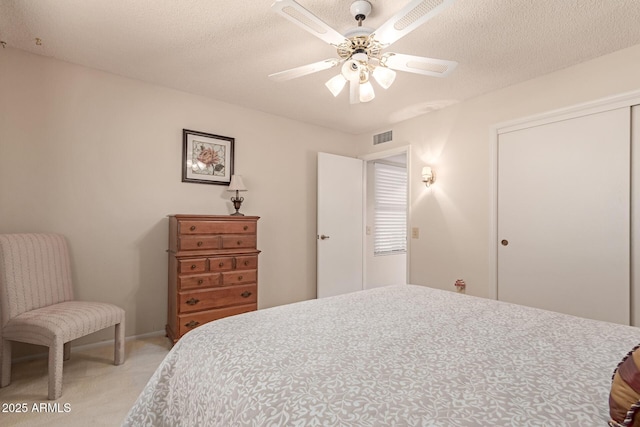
left=227, top=175, right=247, bottom=192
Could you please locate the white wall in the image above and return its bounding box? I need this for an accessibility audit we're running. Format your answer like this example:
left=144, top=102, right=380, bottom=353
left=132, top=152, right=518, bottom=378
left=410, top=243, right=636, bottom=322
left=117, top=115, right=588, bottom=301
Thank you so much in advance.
left=355, top=43, right=640, bottom=298
left=0, top=48, right=358, bottom=351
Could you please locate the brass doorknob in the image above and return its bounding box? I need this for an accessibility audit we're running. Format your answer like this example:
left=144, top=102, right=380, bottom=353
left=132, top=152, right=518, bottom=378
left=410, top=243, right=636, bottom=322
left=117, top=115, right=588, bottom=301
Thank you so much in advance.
left=501, top=239, right=509, bottom=246
left=319, top=235, right=330, bottom=240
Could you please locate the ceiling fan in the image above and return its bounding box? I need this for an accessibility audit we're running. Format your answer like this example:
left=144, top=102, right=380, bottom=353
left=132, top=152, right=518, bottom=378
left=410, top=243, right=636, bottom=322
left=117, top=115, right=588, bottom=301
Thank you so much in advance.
left=269, top=0, right=458, bottom=104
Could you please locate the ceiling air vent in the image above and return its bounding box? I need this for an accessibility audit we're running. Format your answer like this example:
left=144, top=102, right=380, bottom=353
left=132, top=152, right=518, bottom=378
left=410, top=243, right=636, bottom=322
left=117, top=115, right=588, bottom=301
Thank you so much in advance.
left=373, top=130, right=392, bottom=145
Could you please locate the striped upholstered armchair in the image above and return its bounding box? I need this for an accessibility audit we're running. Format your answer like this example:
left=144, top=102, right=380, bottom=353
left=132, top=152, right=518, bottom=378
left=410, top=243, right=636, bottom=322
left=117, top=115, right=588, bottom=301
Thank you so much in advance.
left=0, top=233, right=125, bottom=400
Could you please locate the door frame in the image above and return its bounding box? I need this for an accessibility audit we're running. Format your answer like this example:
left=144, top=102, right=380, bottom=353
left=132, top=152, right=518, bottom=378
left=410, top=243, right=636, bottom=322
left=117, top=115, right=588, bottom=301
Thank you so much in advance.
left=489, top=89, right=640, bottom=302
left=359, top=145, right=412, bottom=287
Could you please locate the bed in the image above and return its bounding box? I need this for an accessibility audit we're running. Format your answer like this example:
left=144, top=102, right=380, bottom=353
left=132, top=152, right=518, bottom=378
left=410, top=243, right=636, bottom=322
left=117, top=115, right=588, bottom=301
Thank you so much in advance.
left=124, top=284, right=640, bottom=426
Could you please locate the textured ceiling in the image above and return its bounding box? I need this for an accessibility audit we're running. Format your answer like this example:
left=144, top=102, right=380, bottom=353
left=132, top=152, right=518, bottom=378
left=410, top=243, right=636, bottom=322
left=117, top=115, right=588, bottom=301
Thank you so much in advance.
left=1, top=0, right=640, bottom=134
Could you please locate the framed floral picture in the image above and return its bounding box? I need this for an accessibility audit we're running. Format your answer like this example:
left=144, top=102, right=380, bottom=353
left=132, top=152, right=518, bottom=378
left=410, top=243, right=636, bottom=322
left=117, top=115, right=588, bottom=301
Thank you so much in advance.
left=182, top=129, right=234, bottom=185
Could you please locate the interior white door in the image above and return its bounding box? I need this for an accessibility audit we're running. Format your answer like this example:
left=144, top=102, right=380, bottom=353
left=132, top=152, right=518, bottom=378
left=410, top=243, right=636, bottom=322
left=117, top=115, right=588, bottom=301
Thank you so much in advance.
left=317, top=152, right=363, bottom=298
left=497, top=107, right=630, bottom=324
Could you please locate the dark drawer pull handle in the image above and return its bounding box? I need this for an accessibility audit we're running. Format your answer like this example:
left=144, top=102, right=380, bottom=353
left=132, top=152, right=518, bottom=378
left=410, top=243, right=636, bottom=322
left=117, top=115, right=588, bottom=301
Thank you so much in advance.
left=185, top=320, right=200, bottom=328
left=241, top=291, right=252, bottom=298
left=243, top=225, right=248, bottom=231
left=198, top=279, right=204, bottom=285
left=244, top=260, right=249, bottom=266
left=237, top=240, right=242, bottom=245
left=238, top=275, right=243, bottom=280
left=190, top=225, right=196, bottom=231
left=186, top=298, right=200, bottom=306
left=197, top=241, right=203, bottom=247
left=219, top=262, right=225, bottom=267
left=190, top=264, right=197, bottom=270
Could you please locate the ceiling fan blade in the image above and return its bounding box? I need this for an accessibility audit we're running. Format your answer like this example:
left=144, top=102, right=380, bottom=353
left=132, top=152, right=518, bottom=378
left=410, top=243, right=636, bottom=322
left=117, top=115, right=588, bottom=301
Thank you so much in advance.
left=373, top=0, right=456, bottom=46
left=382, top=53, right=457, bottom=77
left=349, top=77, right=360, bottom=104
left=269, top=59, right=340, bottom=82
left=272, top=0, right=348, bottom=46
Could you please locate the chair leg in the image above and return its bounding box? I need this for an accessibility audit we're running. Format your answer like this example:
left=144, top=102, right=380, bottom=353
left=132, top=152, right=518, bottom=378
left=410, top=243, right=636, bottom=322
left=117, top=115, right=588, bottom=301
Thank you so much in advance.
left=63, top=342, right=71, bottom=361
left=114, top=321, right=124, bottom=365
left=48, top=340, right=64, bottom=400
left=1, top=339, right=11, bottom=388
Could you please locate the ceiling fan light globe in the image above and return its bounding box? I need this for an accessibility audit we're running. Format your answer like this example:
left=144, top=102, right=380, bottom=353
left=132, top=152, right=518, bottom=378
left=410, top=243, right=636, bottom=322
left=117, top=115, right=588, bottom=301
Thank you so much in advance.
left=372, top=66, right=396, bottom=89
left=325, top=74, right=347, bottom=97
left=359, top=81, right=375, bottom=102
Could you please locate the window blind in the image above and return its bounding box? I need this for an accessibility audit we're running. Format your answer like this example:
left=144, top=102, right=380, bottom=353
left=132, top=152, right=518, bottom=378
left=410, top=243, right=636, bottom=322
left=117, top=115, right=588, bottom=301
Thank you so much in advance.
left=374, top=162, right=407, bottom=255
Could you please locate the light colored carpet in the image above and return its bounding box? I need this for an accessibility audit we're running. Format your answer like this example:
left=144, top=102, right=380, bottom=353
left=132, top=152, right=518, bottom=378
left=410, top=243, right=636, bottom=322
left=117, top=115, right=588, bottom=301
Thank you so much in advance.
left=0, top=334, right=171, bottom=426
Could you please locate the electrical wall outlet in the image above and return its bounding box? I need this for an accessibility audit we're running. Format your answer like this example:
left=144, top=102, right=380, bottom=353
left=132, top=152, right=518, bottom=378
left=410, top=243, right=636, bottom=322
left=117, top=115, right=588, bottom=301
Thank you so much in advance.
left=411, top=227, right=419, bottom=239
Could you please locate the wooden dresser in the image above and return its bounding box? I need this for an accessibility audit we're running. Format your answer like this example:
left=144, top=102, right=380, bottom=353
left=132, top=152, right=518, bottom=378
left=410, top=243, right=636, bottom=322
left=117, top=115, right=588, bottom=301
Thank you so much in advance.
left=166, top=214, right=260, bottom=343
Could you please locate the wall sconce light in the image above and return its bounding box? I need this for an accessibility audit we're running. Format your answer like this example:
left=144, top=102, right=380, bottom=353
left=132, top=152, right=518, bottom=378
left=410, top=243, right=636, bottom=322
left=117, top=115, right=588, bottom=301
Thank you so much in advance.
left=227, top=175, right=247, bottom=216
left=422, top=166, right=435, bottom=187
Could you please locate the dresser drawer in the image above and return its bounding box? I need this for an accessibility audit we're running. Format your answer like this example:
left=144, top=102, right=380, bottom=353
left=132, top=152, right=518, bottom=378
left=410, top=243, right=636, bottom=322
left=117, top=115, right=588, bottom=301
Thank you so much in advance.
left=178, top=258, right=207, bottom=274
left=221, top=269, right=257, bottom=285
left=179, top=235, right=220, bottom=251
left=208, top=256, right=234, bottom=272
left=179, top=220, right=256, bottom=235
left=178, top=303, right=256, bottom=336
left=179, top=284, right=257, bottom=313
left=221, top=235, right=257, bottom=249
left=235, top=255, right=258, bottom=269
left=178, top=273, right=221, bottom=290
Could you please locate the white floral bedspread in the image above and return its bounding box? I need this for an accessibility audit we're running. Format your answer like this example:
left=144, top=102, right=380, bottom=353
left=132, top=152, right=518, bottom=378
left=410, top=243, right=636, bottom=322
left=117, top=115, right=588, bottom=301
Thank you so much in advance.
left=123, top=284, right=640, bottom=426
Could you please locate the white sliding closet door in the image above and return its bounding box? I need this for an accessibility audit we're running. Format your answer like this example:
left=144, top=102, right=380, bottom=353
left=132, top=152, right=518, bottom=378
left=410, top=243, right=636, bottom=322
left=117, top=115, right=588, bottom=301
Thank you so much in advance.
left=497, top=107, right=630, bottom=325
left=633, top=106, right=640, bottom=325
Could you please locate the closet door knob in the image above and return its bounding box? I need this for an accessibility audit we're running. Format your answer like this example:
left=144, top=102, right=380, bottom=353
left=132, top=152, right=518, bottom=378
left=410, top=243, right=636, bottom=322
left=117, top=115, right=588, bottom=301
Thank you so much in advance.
left=501, top=239, right=509, bottom=246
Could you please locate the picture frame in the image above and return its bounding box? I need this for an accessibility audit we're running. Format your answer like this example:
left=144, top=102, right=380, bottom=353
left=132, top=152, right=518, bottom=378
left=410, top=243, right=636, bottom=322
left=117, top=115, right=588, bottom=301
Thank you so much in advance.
left=182, top=129, right=234, bottom=185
